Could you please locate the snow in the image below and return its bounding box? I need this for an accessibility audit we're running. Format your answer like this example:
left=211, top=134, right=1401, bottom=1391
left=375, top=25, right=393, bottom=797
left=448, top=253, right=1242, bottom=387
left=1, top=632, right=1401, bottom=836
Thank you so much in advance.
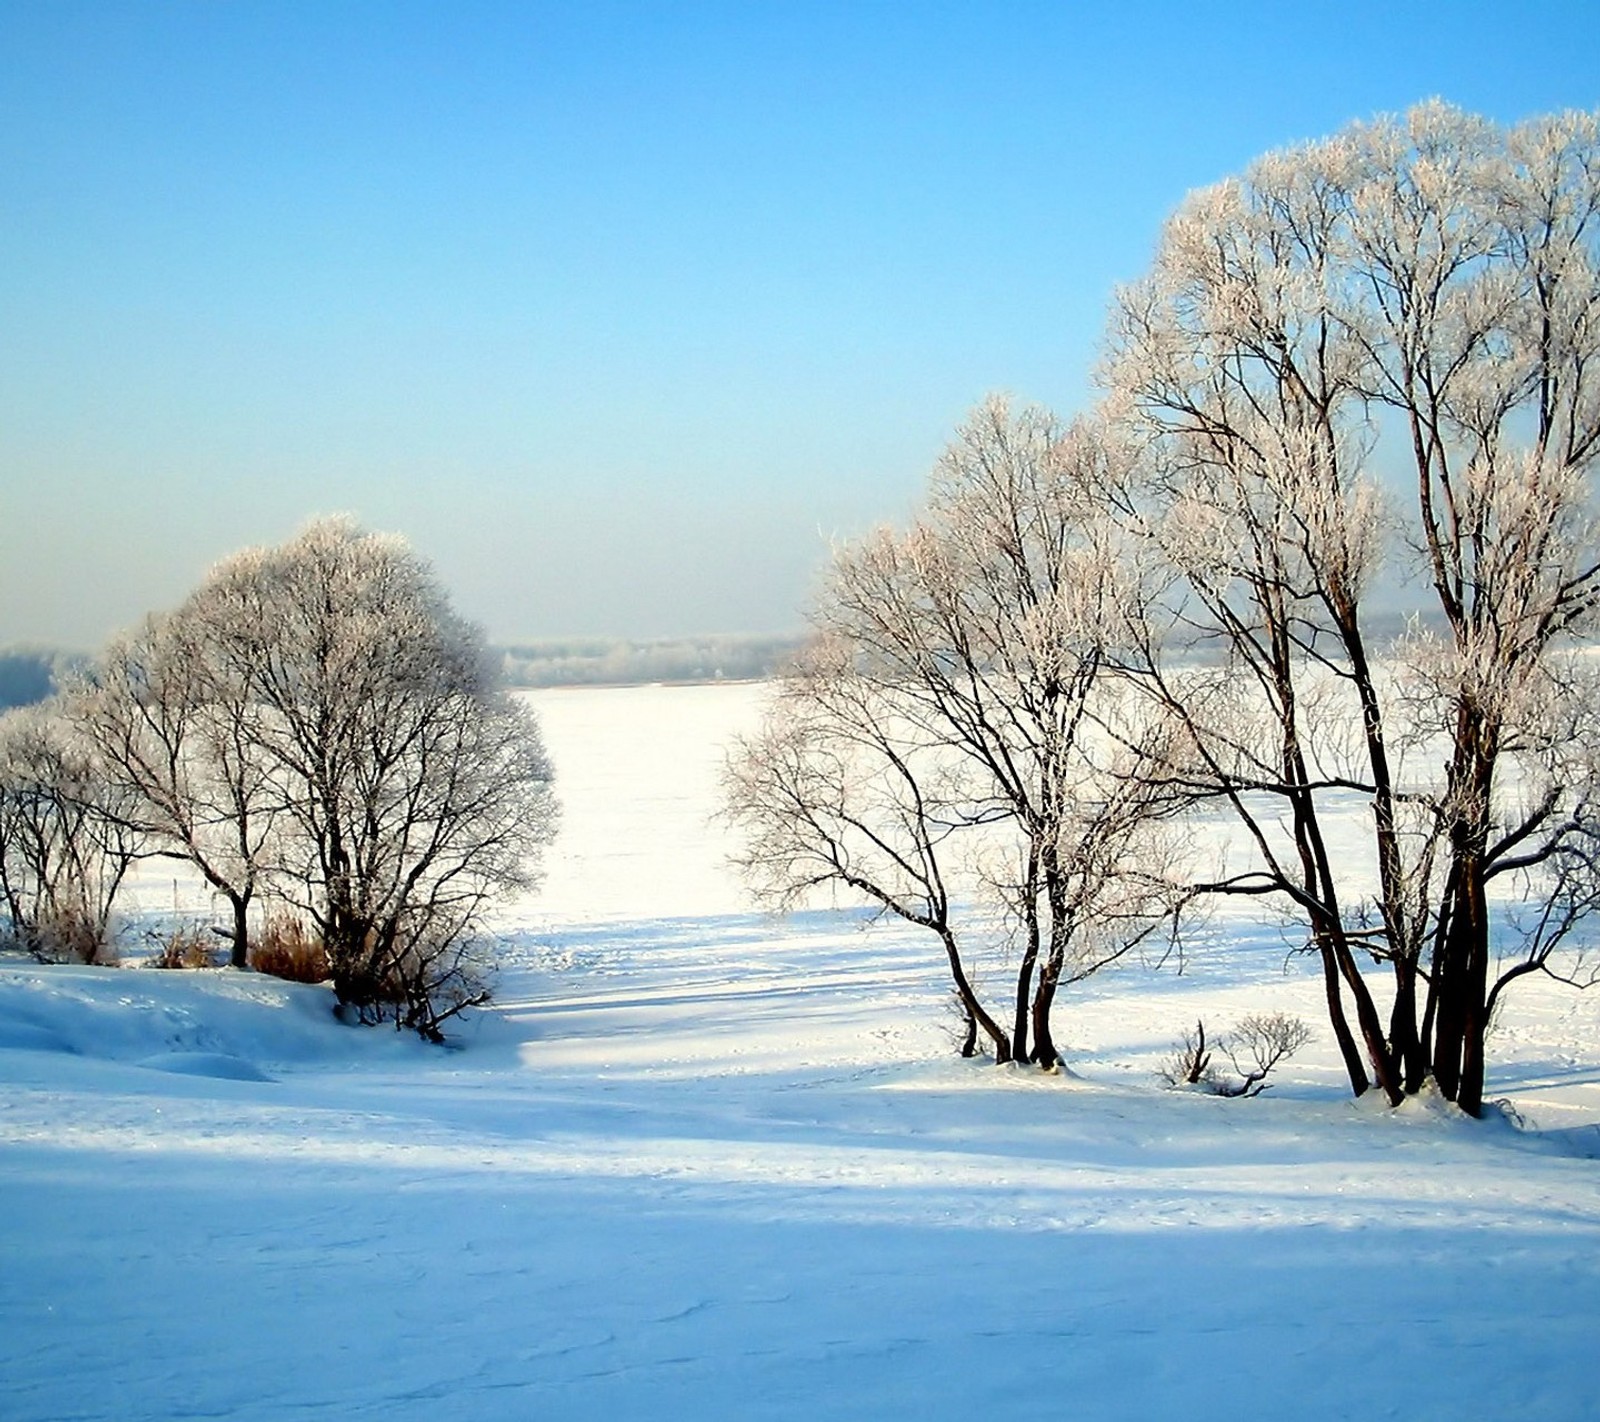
left=3, top=681, right=1600, bottom=1420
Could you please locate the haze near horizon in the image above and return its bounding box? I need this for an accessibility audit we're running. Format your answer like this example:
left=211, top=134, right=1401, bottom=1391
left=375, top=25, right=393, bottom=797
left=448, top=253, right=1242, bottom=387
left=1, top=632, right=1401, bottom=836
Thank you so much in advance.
left=2, top=1, right=1595, bottom=650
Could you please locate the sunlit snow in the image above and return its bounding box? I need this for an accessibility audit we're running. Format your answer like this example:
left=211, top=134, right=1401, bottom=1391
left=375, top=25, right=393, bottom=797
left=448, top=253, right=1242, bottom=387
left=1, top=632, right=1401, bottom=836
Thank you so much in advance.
left=2, top=683, right=1598, bottom=1420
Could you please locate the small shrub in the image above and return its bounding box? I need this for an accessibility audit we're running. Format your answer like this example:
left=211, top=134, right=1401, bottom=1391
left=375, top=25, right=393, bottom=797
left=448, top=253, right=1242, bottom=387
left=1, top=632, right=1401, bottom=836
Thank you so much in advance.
left=1160, top=1013, right=1311, bottom=1098
left=249, top=915, right=331, bottom=984
left=1218, top=1012, right=1312, bottom=1097
left=328, top=925, right=491, bottom=1042
left=146, top=923, right=219, bottom=970
left=1159, top=1019, right=1217, bottom=1088
left=391, top=934, right=494, bottom=1042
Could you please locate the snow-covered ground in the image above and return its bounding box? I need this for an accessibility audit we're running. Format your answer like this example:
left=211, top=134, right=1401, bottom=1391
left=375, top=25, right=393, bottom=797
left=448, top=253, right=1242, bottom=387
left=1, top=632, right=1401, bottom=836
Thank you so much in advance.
left=3, top=682, right=1599, bottom=1420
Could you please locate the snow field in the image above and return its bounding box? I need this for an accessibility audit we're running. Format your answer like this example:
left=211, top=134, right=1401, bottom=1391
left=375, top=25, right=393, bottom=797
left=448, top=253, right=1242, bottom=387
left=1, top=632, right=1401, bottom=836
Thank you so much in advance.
left=2, top=682, right=1599, bottom=1420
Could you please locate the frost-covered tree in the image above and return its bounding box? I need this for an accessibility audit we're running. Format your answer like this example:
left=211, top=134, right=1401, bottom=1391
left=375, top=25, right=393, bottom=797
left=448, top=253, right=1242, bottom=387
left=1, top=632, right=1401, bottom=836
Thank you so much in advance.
left=74, top=611, right=284, bottom=968
left=0, top=701, right=140, bottom=963
left=185, top=518, right=558, bottom=1036
left=1104, top=102, right=1600, bottom=1114
left=78, top=518, right=558, bottom=1037
left=727, top=399, right=1179, bottom=1066
left=727, top=632, right=1015, bottom=1060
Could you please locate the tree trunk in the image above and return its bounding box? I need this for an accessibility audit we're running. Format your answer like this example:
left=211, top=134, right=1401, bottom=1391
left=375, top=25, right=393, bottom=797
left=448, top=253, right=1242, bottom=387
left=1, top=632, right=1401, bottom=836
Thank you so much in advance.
left=1012, top=898, right=1040, bottom=1067
left=1318, top=937, right=1369, bottom=1096
left=937, top=926, right=1010, bottom=1063
left=1390, top=957, right=1427, bottom=1094
left=228, top=891, right=251, bottom=970
left=1431, top=942, right=1465, bottom=1101
left=1340, top=595, right=1423, bottom=1097
left=1332, top=931, right=1403, bottom=1105
left=1030, top=952, right=1061, bottom=1068
left=1029, top=857, right=1072, bottom=1069
left=958, top=1005, right=978, bottom=1058
left=1433, top=743, right=1495, bottom=1114
left=1454, top=868, right=1491, bottom=1118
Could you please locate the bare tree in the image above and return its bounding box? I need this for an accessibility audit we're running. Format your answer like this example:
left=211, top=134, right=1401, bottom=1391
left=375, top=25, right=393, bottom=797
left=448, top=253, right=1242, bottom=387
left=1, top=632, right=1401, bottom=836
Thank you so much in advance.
left=0, top=702, right=140, bottom=963
left=176, top=518, right=558, bottom=1038
left=72, top=612, right=284, bottom=968
left=75, top=519, right=558, bottom=1037
left=726, top=634, right=1014, bottom=1060
left=727, top=399, right=1180, bottom=1066
left=1104, top=101, right=1600, bottom=1114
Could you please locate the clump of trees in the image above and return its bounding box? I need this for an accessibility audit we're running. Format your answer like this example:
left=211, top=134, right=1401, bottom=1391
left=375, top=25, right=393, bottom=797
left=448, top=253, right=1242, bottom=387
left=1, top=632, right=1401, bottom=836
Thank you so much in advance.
left=729, top=102, right=1600, bottom=1114
left=0, top=704, right=139, bottom=964
left=0, top=518, right=558, bottom=1041
left=1105, top=101, right=1600, bottom=1116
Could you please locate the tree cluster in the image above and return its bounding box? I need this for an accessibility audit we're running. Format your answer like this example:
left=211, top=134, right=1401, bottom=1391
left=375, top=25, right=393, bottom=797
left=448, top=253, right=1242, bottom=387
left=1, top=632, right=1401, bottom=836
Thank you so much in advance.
left=727, top=103, right=1600, bottom=1114
left=0, top=519, right=557, bottom=1040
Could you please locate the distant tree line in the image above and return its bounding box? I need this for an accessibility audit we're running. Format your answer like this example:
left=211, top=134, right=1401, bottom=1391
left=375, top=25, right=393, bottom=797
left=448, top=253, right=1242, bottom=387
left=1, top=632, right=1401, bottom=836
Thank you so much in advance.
left=500, top=634, right=804, bottom=688
left=3, top=633, right=806, bottom=709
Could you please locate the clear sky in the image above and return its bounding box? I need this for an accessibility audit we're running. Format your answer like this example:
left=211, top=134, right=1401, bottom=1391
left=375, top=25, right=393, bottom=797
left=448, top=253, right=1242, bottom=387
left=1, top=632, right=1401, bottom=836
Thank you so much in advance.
left=2, top=1, right=1596, bottom=648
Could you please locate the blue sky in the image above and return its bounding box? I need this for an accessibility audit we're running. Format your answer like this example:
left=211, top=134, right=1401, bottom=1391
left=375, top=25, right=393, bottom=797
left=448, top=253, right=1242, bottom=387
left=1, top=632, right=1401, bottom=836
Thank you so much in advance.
left=2, top=1, right=1597, bottom=647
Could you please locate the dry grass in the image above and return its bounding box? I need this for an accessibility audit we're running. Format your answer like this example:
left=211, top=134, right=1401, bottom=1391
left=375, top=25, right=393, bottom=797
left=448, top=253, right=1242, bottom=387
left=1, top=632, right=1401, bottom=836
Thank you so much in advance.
left=146, top=923, right=219, bottom=970
left=249, top=914, right=331, bottom=984
left=18, top=907, right=119, bottom=966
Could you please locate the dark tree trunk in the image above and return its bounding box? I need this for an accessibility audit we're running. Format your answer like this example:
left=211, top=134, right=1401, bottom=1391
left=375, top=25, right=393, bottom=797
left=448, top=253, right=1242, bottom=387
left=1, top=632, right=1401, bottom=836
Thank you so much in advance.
left=228, top=892, right=251, bottom=970
left=1278, top=702, right=1398, bottom=1103
left=1390, top=956, right=1427, bottom=1094
left=327, top=909, right=384, bottom=1017
left=1030, top=954, right=1061, bottom=1068
left=1454, top=868, right=1491, bottom=1118
left=937, top=926, right=1011, bottom=1064
left=1012, top=906, right=1040, bottom=1068
left=1029, top=859, right=1072, bottom=1069
left=1432, top=951, right=1465, bottom=1101
left=1318, top=936, right=1370, bottom=1097
left=1334, top=933, right=1403, bottom=1106
left=1433, top=741, right=1495, bottom=1114
left=1339, top=595, right=1422, bottom=1096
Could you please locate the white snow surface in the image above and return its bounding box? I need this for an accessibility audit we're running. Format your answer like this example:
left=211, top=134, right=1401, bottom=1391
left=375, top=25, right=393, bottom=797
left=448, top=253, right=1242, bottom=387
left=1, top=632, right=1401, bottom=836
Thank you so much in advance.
left=3, top=681, right=1600, bottom=1420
